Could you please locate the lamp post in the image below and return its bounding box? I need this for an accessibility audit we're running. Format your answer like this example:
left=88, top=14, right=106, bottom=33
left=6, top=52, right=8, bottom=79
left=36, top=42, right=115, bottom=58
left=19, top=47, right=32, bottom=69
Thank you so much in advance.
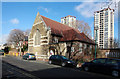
left=18, top=41, right=23, bottom=57
left=94, top=26, right=98, bottom=59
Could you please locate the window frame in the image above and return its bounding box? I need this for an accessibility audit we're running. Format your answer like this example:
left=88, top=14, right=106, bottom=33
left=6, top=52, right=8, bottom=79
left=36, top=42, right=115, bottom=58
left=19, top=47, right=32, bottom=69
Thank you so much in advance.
left=34, top=29, right=41, bottom=46
left=79, top=43, right=82, bottom=53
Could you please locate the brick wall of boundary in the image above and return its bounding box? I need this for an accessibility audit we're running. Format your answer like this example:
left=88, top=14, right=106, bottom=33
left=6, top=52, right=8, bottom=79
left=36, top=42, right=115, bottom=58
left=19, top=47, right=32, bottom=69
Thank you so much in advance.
left=36, top=58, right=49, bottom=62
left=9, top=51, right=28, bottom=56
left=8, top=51, right=49, bottom=61
left=99, top=49, right=120, bottom=59
left=8, top=51, right=94, bottom=62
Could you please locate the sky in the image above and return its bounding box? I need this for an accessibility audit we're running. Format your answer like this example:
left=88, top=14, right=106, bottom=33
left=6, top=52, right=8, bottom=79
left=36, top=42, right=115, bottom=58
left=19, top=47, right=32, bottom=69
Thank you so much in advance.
left=1, top=0, right=120, bottom=45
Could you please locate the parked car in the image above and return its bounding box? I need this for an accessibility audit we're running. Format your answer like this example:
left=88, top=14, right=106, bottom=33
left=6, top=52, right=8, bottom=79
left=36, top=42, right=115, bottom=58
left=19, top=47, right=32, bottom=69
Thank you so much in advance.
left=0, top=53, right=4, bottom=55
left=48, top=55, right=76, bottom=67
left=0, top=50, right=4, bottom=55
left=22, top=53, right=36, bottom=60
left=82, top=58, right=120, bottom=77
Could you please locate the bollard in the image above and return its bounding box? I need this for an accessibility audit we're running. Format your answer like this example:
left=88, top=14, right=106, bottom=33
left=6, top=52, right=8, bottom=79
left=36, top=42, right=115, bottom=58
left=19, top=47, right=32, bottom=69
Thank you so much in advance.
left=13, top=53, right=14, bottom=56
left=16, top=53, right=18, bottom=56
left=4, top=53, right=5, bottom=56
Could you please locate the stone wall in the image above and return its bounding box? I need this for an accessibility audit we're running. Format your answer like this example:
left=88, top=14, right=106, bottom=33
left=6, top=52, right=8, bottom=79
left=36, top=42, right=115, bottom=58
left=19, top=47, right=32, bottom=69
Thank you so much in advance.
left=28, top=13, right=49, bottom=59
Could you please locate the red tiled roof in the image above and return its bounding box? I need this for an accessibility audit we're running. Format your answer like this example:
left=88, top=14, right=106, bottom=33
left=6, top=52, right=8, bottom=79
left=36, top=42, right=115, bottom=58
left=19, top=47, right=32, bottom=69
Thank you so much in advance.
left=60, top=30, right=94, bottom=44
left=40, top=15, right=95, bottom=44
left=41, top=15, right=72, bottom=36
left=60, top=29, right=82, bottom=41
left=80, top=33, right=95, bottom=44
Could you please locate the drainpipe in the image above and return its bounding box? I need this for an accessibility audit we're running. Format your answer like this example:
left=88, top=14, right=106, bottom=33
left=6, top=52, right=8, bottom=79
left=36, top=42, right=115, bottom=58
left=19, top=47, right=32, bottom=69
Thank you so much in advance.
left=95, top=30, right=97, bottom=59
left=95, top=26, right=98, bottom=59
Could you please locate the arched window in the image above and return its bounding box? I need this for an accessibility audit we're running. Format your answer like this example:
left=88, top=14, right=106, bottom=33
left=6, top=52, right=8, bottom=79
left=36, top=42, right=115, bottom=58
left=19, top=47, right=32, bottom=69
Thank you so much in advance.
left=35, top=29, right=40, bottom=45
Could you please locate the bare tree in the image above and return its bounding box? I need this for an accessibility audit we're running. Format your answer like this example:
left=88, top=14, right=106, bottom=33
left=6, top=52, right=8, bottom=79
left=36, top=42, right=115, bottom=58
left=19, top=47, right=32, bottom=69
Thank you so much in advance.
left=106, top=37, right=119, bottom=49
left=24, top=29, right=31, bottom=36
left=75, top=20, right=92, bottom=39
left=7, top=29, right=25, bottom=45
left=113, top=38, right=119, bottom=48
left=69, top=20, right=92, bottom=39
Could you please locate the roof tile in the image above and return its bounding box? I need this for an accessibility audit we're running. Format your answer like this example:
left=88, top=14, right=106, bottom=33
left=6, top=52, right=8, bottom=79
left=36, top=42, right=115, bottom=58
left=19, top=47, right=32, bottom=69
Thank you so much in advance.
left=40, top=15, right=95, bottom=44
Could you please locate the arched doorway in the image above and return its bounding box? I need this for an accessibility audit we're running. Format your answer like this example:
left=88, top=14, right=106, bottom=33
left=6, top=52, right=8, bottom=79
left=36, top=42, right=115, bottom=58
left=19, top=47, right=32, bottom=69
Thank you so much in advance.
left=49, top=46, right=56, bottom=57
left=50, top=49, right=55, bottom=56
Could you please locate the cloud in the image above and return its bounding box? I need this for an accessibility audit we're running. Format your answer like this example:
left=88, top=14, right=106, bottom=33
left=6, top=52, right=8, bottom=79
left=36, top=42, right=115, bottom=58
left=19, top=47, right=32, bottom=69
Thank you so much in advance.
left=75, top=0, right=120, bottom=18
left=0, top=34, right=8, bottom=45
left=38, top=6, right=49, bottom=13
left=75, top=2, right=105, bottom=18
left=10, top=18, right=19, bottom=24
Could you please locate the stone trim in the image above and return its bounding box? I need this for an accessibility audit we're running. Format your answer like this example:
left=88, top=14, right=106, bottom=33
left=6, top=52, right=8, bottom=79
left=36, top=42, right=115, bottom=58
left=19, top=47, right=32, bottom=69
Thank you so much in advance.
left=41, top=35, right=48, bottom=38
left=28, top=45, right=33, bottom=47
left=33, top=45, right=41, bottom=47
left=33, top=21, right=43, bottom=26
left=28, top=41, right=33, bottom=43
left=29, top=38, right=33, bottom=41
left=40, top=43, right=48, bottom=45
left=40, top=39, right=48, bottom=42
left=40, top=16, right=48, bottom=31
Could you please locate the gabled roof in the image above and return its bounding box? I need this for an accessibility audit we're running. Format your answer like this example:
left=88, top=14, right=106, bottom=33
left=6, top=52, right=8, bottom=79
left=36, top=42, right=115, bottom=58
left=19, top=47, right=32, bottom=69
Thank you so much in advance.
left=40, top=14, right=95, bottom=44
left=60, top=29, right=94, bottom=44
left=41, top=15, right=72, bottom=36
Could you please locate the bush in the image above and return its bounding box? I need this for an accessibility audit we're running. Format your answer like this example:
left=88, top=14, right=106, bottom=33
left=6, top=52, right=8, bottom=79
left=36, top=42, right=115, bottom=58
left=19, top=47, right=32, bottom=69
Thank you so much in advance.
left=4, top=47, right=11, bottom=54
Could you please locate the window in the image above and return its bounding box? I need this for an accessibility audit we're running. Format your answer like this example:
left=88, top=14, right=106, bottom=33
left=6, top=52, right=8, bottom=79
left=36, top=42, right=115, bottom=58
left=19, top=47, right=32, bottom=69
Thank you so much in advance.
left=51, top=55, right=56, bottom=59
left=61, top=56, right=68, bottom=60
left=35, top=29, right=40, bottom=45
left=56, top=55, right=62, bottom=59
left=105, top=28, right=108, bottom=31
left=84, top=44, right=87, bottom=49
left=79, top=43, right=82, bottom=47
left=90, top=45, right=92, bottom=54
left=92, top=59, right=106, bottom=64
left=71, top=47, right=74, bottom=52
left=53, top=37, right=58, bottom=43
left=25, top=53, right=29, bottom=56
left=106, top=59, right=117, bottom=64
left=55, top=37, right=58, bottom=43
left=79, top=43, right=82, bottom=53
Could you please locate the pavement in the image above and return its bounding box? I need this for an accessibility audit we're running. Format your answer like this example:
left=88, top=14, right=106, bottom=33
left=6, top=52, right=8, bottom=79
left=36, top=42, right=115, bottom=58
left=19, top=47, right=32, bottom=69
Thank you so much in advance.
left=2, top=61, right=39, bottom=79
left=1, top=55, right=120, bottom=79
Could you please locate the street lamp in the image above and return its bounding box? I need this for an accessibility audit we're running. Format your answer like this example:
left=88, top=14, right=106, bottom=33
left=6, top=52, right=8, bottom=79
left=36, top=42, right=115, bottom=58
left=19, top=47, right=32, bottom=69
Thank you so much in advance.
left=18, top=41, right=23, bottom=57
left=94, top=26, right=98, bottom=58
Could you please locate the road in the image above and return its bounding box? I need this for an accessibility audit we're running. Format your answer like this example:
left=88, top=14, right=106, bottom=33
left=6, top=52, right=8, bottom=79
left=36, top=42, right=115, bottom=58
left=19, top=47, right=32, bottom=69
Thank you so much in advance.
left=1, top=56, right=119, bottom=79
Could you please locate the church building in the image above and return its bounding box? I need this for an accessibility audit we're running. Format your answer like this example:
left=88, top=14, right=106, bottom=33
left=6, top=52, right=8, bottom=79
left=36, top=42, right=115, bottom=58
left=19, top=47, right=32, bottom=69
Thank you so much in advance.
left=28, top=12, right=95, bottom=60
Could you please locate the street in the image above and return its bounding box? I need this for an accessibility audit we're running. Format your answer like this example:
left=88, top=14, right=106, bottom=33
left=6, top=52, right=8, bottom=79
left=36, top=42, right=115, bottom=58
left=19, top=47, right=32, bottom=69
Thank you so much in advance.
left=1, top=56, right=119, bottom=79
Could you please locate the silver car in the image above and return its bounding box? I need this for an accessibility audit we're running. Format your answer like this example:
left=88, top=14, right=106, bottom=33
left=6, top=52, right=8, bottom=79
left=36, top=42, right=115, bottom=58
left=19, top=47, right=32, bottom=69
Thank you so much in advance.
left=22, top=53, right=36, bottom=60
